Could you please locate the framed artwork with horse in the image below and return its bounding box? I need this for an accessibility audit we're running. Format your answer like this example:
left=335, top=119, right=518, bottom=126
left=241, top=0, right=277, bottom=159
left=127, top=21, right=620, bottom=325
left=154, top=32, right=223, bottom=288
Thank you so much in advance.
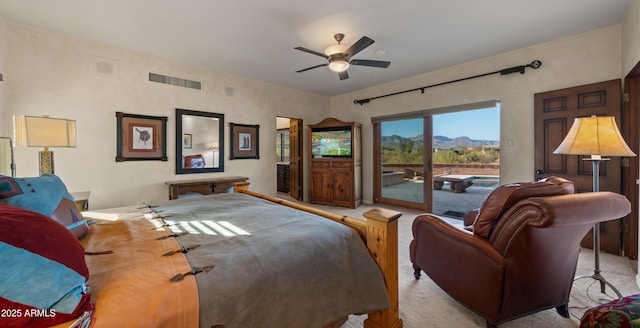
left=115, top=111, right=168, bottom=162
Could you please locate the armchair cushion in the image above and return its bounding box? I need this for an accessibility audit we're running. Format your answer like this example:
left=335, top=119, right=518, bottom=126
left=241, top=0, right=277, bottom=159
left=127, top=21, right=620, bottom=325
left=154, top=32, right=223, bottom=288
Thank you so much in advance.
left=472, top=176, right=574, bottom=238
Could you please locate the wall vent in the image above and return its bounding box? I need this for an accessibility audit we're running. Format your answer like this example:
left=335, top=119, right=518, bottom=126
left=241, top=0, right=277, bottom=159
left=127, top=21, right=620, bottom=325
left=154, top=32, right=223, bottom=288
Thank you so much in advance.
left=149, top=72, right=201, bottom=90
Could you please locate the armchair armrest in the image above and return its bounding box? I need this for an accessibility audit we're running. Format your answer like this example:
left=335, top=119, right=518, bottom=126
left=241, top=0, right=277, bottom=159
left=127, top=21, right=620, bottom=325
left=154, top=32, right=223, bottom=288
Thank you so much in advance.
left=411, top=214, right=504, bottom=273
left=490, top=191, right=632, bottom=254
left=410, top=214, right=505, bottom=319
left=463, top=210, right=478, bottom=227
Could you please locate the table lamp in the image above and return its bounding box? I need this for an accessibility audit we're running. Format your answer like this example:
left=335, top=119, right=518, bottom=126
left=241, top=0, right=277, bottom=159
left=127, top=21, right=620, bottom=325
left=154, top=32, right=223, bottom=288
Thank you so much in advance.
left=14, top=115, right=76, bottom=176
left=553, top=115, right=636, bottom=298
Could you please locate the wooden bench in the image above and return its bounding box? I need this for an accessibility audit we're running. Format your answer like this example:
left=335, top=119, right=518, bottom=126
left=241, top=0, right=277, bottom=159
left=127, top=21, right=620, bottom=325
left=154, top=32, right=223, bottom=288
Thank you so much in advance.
left=433, top=175, right=474, bottom=193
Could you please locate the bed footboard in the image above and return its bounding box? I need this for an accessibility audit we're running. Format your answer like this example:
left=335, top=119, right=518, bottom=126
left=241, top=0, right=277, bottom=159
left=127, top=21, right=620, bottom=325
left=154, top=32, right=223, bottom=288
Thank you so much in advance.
left=235, top=183, right=402, bottom=328
left=362, top=208, right=403, bottom=328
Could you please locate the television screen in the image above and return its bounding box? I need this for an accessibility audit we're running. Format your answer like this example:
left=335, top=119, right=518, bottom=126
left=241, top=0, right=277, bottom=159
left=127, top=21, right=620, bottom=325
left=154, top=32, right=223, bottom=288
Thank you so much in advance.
left=311, top=129, right=352, bottom=157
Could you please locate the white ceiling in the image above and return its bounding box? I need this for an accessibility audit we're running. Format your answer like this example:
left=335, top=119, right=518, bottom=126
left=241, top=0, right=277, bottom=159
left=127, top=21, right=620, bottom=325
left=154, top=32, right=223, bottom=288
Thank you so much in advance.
left=0, top=0, right=630, bottom=96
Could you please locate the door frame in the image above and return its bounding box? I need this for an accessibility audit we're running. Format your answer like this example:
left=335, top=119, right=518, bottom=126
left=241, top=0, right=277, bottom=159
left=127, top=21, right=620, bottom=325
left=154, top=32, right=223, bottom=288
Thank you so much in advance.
left=275, top=116, right=303, bottom=201
left=373, top=119, right=431, bottom=212
left=623, top=62, right=640, bottom=259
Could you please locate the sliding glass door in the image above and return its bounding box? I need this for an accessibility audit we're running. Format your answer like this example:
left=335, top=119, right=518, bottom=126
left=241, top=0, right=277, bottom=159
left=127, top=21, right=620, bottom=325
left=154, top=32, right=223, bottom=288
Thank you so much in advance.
left=374, top=101, right=500, bottom=217
left=431, top=108, right=500, bottom=218
left=376, top=117, right=429, bottom=210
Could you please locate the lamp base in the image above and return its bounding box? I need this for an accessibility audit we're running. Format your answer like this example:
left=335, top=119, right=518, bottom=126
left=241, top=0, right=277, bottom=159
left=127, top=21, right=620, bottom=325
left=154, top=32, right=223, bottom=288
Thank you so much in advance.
left=573, top=159, right=622, bottom=299
left=574, top=268, right=623, bottom=298
left=39, top=150, right=54, bottom=175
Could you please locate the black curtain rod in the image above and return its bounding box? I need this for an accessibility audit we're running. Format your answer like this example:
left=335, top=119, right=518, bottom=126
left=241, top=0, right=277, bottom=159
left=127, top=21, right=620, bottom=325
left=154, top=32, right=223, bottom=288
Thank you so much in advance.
left=353, top=60, right=542, bottom=105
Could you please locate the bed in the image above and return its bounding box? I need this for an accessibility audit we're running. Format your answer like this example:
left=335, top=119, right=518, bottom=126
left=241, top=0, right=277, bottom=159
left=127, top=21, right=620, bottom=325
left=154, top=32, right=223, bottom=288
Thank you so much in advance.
left=4, top=180, right=402, bottom=328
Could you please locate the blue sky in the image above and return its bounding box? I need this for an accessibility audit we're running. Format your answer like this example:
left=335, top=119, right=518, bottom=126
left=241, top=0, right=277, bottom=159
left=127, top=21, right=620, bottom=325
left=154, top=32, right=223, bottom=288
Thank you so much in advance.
left=381, top=106, right=500, bottom=141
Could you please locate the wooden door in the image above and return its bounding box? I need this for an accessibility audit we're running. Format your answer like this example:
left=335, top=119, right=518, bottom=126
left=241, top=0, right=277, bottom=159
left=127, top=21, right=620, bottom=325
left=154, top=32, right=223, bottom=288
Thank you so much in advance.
left=289, top=118, right=303, bottom=201
left=534, top=79, right=623, bottom=255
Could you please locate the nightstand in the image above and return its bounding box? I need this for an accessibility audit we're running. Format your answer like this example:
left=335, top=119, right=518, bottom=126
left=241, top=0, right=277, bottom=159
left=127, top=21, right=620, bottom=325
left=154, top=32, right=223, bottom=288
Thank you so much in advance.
left=71, top=191, right=91, bottom=211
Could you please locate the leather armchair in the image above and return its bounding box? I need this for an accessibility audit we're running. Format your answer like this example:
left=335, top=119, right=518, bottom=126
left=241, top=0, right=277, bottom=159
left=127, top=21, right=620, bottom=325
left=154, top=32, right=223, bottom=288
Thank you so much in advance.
left=410, top=178, right=631, bottom=328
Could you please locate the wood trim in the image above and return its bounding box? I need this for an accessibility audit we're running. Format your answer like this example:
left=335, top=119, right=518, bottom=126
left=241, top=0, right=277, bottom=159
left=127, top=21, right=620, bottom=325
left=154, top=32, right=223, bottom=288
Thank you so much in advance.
left=373, top=123, right=382, bottom=203
left=375, top=117, right=430, bottom=212
left=424, top=115, right=433, bottom=213
left=237, top=185, right=403, bottom=328
left=623, top=67, right=640, bottom=259
left=379, top=196, right=427, bottom=211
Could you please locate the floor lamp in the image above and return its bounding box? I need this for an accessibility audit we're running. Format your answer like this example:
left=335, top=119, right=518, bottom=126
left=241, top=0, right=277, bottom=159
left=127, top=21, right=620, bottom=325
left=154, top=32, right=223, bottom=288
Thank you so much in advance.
left=209, top=141, right=219, bottom=168
left=14, top=115, right=76, bottom=176
left=553, top=115, right=636, bottom=298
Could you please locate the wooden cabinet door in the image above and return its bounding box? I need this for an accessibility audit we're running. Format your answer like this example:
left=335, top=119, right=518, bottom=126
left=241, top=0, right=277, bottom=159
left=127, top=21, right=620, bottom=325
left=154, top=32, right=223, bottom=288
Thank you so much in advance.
left=331, top=171, right=353, bottom=206
left=310, top=169, right=332, bottom=203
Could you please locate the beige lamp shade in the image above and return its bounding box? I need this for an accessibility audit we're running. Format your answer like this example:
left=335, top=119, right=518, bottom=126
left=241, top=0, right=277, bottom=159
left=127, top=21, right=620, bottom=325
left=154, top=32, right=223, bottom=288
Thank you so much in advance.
left=14, top=115, right=76, bottom=148
left=553, top=116, right=635, bottom=157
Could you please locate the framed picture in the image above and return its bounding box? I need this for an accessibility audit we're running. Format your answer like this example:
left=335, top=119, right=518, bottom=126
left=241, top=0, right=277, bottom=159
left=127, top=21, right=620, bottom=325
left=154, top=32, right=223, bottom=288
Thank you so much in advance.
left=229, top=123, right=259, bottom=159
left=116, top=112, right=168, bottom=161
left=183, top=133, right=192, bottom=149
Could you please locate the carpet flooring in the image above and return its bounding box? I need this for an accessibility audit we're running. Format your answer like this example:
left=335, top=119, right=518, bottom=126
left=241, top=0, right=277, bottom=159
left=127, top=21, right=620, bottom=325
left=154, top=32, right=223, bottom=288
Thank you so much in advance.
left=306, top=201, right=640, bottom=328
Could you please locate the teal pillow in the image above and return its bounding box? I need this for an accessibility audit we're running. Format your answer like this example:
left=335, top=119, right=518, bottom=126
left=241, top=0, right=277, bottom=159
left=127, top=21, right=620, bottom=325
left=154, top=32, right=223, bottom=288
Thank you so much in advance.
left=0, top=174, right=89, bottom=239
left=0, top=204, right=93, bottom=327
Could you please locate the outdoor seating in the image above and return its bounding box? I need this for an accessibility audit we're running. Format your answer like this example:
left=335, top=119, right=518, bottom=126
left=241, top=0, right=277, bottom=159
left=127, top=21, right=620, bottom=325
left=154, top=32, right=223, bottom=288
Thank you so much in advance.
left=382, top=171, right=405, bottom=186
left=433, top=174, right=474, bottom=192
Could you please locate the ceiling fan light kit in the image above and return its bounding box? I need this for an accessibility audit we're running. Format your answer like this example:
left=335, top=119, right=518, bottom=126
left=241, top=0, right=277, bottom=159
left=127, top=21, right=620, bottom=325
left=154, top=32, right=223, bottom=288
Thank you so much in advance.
left=295, top=33, right=390, bottom=80
left=328, top=55, right=349, bottom=72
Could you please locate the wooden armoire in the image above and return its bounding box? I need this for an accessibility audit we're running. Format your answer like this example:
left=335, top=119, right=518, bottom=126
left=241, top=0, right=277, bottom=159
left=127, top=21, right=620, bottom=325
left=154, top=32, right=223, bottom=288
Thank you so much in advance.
left=308, top=117, right=362, bottom=208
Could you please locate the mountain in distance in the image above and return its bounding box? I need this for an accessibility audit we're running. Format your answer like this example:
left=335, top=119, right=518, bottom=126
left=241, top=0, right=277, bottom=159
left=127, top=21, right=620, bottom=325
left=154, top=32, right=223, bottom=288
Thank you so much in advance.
left=382, top=134, right=499, bottom=150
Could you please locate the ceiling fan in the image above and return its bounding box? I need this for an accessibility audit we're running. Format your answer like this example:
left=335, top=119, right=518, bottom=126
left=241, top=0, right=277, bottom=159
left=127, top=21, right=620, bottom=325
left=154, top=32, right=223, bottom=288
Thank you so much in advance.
left=294, top=33, right=390, bottom=80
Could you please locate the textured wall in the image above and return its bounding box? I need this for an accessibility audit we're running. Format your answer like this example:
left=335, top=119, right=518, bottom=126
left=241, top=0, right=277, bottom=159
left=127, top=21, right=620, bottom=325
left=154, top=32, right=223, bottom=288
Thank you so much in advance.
left=2, top=22, right=329, bottom=209
left=329, top=26, right=622, bottom=204
left=622, top=0, right=640, bottom=76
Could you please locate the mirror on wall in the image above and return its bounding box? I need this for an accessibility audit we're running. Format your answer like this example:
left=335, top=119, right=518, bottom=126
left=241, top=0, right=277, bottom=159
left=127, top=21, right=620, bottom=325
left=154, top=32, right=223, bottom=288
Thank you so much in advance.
left=0, top=137, right=16, bottom=177
left=175, top=108, right=225, bottom=174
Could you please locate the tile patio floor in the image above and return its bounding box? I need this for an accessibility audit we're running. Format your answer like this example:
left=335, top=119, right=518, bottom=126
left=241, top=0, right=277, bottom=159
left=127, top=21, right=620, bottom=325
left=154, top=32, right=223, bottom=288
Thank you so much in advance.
left=382, top=180, right=494, bottom=219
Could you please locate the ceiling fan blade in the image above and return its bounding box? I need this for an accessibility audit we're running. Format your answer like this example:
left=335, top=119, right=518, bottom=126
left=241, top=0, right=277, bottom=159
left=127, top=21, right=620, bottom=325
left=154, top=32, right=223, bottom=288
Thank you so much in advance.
left=295, top=63, right=328, bottom=73
left=350, top=59, right=391, bottom=68
left=344, top=36, right=374, bottom=58
left=338, top=70, right=349, bottom=80
left=294, top=47, right=329, bottom=59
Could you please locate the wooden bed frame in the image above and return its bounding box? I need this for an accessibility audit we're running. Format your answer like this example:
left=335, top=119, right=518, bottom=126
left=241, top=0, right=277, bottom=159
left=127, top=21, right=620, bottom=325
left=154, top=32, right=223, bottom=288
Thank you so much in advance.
left=234, top=182, right=403, bottom=328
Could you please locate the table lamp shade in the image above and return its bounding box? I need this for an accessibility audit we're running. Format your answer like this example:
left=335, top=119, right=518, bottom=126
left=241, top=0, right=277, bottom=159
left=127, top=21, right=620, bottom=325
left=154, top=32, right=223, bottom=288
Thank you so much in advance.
left=553, top=116, right=635, bottom=157
left=14, top=115, right=76, bottom=176
left=14, top=116, right=76, bottom=148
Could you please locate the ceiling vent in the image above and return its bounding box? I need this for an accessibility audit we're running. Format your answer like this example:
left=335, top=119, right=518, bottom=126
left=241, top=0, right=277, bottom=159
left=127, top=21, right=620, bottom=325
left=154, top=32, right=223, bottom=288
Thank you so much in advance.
left=149, top=72, right=201, bottom=90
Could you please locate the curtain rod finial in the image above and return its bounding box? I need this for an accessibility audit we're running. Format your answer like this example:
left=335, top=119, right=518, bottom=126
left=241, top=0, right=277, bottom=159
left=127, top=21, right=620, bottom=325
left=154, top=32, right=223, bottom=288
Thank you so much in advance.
left=530, top=60, right=542, bottom=69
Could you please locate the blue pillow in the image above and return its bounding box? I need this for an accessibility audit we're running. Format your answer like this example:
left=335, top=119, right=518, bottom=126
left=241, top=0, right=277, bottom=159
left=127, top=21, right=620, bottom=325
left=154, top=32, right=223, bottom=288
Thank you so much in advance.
left=0, top=174, right=89, bottom=239
left=0, top=204, right=93, bottom=327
